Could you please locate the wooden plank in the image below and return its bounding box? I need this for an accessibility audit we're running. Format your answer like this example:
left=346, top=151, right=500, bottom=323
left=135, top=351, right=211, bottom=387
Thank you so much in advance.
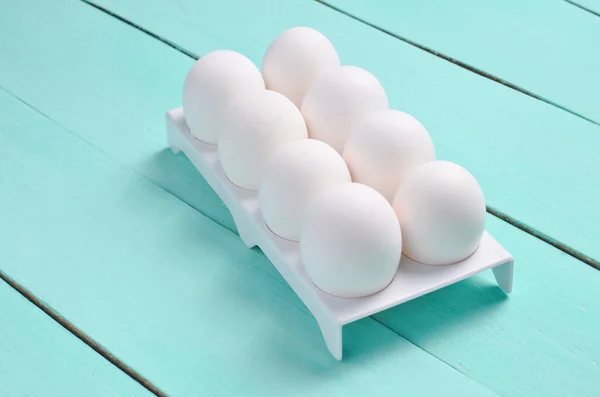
left=375, top=215, right=600, bottom=397
left=2, top=0, right=598, bottom=265
left=0, top=1, right=598, bottom=394
left=0, top=279, right=151, bottom=397
left=2, top=80, right=599, bottom=396
left=0, top=0, right=237, bottom=233
left=318, top=0, right=600, bottom=125
left=0, top=78, right=498, bottom=395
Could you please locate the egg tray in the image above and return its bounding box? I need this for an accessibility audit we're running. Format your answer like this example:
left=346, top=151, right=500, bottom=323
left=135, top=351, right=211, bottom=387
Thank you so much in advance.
left=166, top=107, right=514, bottom=360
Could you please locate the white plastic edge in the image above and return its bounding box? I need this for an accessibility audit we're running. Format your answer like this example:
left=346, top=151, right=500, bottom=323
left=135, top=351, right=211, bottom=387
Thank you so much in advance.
left=166, top=107, right=514, bottom=360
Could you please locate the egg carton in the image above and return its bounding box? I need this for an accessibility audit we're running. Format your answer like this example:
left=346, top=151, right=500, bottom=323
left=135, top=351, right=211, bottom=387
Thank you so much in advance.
left=166, top=107, right=514, bottom=360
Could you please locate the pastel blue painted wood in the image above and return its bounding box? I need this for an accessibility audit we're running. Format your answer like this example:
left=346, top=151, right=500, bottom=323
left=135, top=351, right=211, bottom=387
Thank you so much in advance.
left=0, top=0, right=236, bottom=233
left=1, top=1, right=599, bottom=396
left=375, top=217, right=600, bottom=397
left=320, top=0, right=600, bottom=124
left=2, top=77, right=599, bottom=395
left=13, top=0, right=598, bottom=263
left=0, top=279, right=151, bottom=397
left=0, top=79, right=498, bottom=396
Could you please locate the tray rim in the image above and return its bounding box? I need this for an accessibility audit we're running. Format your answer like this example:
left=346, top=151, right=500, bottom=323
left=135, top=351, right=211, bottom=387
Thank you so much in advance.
left=166, top=107, right=514, bottom=359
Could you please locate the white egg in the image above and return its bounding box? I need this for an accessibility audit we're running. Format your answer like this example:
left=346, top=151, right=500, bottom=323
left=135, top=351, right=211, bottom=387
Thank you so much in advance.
left=182, top=50, right=265, bottom=144
left=262, top=27, right=340, bottom=108
left=301, top=66, right=388, bottom=153
left=301, top=183, right=402, bottom=298
left=219, top=90, right=308, bottom=190
left=343, top=110, right=435, bottom=203
left=259, top=139, right=351, bottom=241
left=392, top=161, right=486, bottom=266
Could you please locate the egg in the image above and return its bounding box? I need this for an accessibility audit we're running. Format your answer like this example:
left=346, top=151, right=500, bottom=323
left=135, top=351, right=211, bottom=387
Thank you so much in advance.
left=301, top=66, right=388, bottom=153
left=392, top=161, right=486, bottom=266
left=343, top=110, right=435, bottom=203
left=219, top=90, right=308, bottom=190
left=262, top=27, right=340, bottom=108
left=182, top=50, right=265, bottom=144
left=259, top=139, right=351, bottom=241
left=301, top=183, right=402, bottom=298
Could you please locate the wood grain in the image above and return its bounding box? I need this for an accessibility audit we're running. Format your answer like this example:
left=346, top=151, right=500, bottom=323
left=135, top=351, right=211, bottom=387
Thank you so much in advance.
left=25, top=0, right=600, bottom=264
left=0, top=279, right=151, bottom=397
left=0, top=75, right=498, bottom=396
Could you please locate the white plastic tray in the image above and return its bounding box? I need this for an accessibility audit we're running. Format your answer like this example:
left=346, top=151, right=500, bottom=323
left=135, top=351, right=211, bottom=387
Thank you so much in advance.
left=166, top=107, right=514, bottom=360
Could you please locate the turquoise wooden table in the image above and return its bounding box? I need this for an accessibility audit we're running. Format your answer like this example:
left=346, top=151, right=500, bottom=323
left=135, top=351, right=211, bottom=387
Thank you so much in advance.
left=1, top=0, right=599, bottom=396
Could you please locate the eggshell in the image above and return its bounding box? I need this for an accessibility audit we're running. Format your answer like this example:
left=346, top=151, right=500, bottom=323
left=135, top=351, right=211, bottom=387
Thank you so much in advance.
left=262, top=27, right=340, bottom=108
left=343, top=110, right=435, bottom=203
left=301, top=183, right=402, bottom=298
left=182, top=50, right=265, bottom=144
left=301, top=66, right=388, bottom=153
left=392, top=161, right=486, bottom=266
left=219, top=90, right=308, bottom=190
left=259, top=139, right=351, bottom=241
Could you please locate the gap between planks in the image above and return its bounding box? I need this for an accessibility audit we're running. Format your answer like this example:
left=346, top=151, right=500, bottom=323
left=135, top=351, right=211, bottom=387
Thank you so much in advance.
left=314, top=0, right=600, bottom=128
left=0, top=85, right=170, bottom=396
left=0, top=270, right=167, bottom=397
left=564, top=0, right=600, bottom=18
left=78, top=0, right=600, bottom=272
left=82, top=0, right=199, bottom=59
left=488, top=206, right=599, bottom=270
left=370, top=315, right=472, bottom=378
